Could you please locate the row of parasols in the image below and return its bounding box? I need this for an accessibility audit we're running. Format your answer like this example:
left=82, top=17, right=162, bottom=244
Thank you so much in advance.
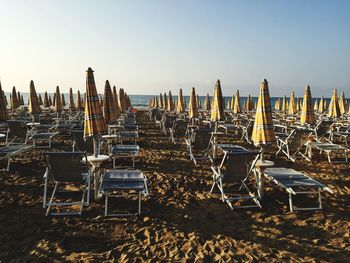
left=149, top=86, right=349, bottom=119
left=0, top=75, right=133, bottom=125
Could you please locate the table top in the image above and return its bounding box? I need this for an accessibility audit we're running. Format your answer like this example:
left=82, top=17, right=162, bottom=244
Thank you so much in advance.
left=256, top=160, right=275, bottom=168
left=86, top=154, right=109, bottom=163
left=0, top=133, right=6, bottom=138
left=102, top=134, right=119, bottom=139
left=26, top=122, right=40, bottom=126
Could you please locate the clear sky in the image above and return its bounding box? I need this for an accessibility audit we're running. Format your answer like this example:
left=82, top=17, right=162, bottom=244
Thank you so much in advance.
left=0, top=0, right=349, bottom=97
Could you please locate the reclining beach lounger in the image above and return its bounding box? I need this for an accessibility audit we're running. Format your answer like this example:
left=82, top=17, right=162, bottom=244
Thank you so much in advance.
left=210, top=147, right=261, bottom=210
left=263, top=168, right=333, bottom=212
left=185, top=127, right=212, bottom=165
left=306, top=141, right=349, bottom=163
left=110, top=145, right=140, bottom=168
left=0, top=145, right=34, bottom=171
left=99, top=169, right=148, bottom=216
left=43, top=152, right=91, bottom=216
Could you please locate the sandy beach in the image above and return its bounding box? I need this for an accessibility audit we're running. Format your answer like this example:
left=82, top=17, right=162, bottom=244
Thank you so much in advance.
left=0, top=111, right=349, bottom=262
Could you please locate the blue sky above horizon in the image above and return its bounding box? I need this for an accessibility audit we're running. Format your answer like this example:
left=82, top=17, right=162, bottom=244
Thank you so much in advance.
left=0, top=0, right=349, bottom=97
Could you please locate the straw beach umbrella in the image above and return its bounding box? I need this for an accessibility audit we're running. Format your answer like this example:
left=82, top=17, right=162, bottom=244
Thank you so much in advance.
left=233, top=90, right=241, bottom=114
left=251, top=79, right=275, bottom=160
left=288, top=91, right=297, bottom=115
left=84, top=67, right=107, bottom=157
left=300, top=85, right=315, bottom=125
left=176, top=88, right=185, bottom=114
left=188, top=87, right=198, bottom=122
left=28, top=80, right=41, bottom=122
left=103, top=80, right=117, bottom=124
left=328, top=89, right=340, bottom=118
left=0, top=81, right=9, bottom=122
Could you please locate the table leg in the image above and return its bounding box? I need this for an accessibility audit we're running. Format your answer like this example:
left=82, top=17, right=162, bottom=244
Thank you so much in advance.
left=93, top=167, right=101, bottom=200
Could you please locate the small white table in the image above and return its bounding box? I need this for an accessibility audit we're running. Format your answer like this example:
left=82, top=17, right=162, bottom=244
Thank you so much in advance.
left=255, top=160, right=274, bottom=198
left=86, top=155, right=110, bottom=200
left=101, top=134, right=119, bottom=152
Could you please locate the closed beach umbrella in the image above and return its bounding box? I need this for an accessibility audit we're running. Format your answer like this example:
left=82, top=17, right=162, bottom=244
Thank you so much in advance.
left=298, top=98, right=303, bottom=111
left=28, top=80, right=41, bottom=115
left=11, top=86, right=19, bottom=110
left=196, top=94, right=201, bottom=109
left=300, top=85, right=315, bottom=125
left=38, top=94, right=43, bottom=105
left=49, top=95, right=53, bottom=106
left=168, top=91, right=174, bottom=111
left=189, top=87, right=198, bottom=119
left=61, top=94, right=66, bottom=107
left=55, top=86, right=63, bottom=113
left=84, top=68, right=107, bottom=156
left=43, top=92, right=50, bottom=108
left=231, top=94, right=235, bottom=110
left=176, top=88, right=185, bottom=113
left=69, top=88, right=75, bottom=111
left=233, top=90, right=241, bottom=114
left=159, top=93, right=164, bottom=109
left=163, top=93, right=168, bottom=110
left=318, top=96, right=325, bottom=113
left=210, top=79, right=224, bottom=122
left=204, top=93, right=211, bottom=111
left=226, top=99, right=231, bottom=110
left=328, top=89, right=341, bottom=118
left=251, top=79, right=275, bottom=158
left=0, top=81, right=9, bottom=121
left=76, top=90, right=82, bottom=110
left=18, top=91, right=22, bottom=105
left=112, top=86, right=121, bottom=118
left=288, top=91, right=297, bottom=115
left=281, top=96, right=288, bottom=114
left=338, top=91, right=346, bottom=115
left=53, top=93, right=56, bottom=107
left=274, top=98, right=281, bottom=111
left=246, top=94, right=253, bottom=111
left=314, top=99, right=319, bottom=112
left=103, top=80, right=117, bottom=124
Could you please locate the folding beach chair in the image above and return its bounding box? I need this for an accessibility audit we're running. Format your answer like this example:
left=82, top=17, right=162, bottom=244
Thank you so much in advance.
left=169, top=119, right=188, bottom=144
left=43, top=152, right=91, bottom=216
left=329, top=125, right=350, bottom=146
left=185, top=127, right=213, bottom=165
left=239, top=119, right=254, bottom=143
left=110, top=145, right=140, bottom=168
left=6, top=120, right=29, bottom=145
left=0, top=145, right=34, bottom=171
left=306, top=141, right=349, bottom=164
left=210, top=149, right=261, bottom=210
left=99, top=169, right=148, bottom=216
left=263, top=168, right=333, bottom=212
left=275, top=128, right=312, bottom=162
left=162, top=115, right=176, bottom=135
left=71, top=130, right=94, bottom=153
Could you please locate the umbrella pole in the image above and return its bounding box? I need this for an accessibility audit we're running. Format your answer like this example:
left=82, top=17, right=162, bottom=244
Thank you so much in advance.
left=213, top=122, right=218, bottom=160
left=93, top=137, right=98, bottom=157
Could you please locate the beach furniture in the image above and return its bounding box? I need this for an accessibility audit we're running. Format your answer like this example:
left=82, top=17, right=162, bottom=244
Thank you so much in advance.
left=161, top=114, right=176, bottom=135
left=118, top=130, right=139, bottom=145
left=306, top=141, right=348, bottom=163
left=275, top=126, right=312, bottom=162
left=110, top=144, right=140, bottom=168
left=71, top=130, right=94, bottom=153
left=0, top=145, right=34, bottom=171
left=43, top=152, right=91, bottom=216
left=210, top=146, right=261, bottom=209
left=99, top=169, right=148, bottom=216
left=263, top=167, right=333, bottom=212
left=185, top=127, right=212, bottom=165
left=329, top=123, right=350, bottom=145
left=169, top=119, right=189, bottom=144
left=238, top=118, right=254, bottom=143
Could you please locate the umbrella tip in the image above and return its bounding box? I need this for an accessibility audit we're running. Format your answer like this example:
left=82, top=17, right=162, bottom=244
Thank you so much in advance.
left=87, top=67, right=94, bottom=72
left=263, top=78, right=268, bottom=83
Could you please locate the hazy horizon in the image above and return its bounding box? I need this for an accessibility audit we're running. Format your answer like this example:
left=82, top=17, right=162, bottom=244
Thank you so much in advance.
left=1, top=0, right=349, bottom=97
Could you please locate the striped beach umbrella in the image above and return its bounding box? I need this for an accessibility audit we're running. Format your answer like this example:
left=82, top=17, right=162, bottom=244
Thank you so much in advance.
left=168, top=91, right=174, bottom=111
left=189, top=87, right=198, bottom=119
left=233, top=90, right=241, bottom=114
left=28, top=80, right=41, bottom=114
left=318, top=96, right=325, bottom=113
left=0, top=81, right=9, bottom=121
left=288, top=91, right=297, bottom=115
left=69, top=88, right=75, bottom=111
left=38, top=94, right=43, bottom=105
left=328, top=89, right=340, bottom=118
left=176, top=88, right=185, bottom=113
left=251, top=79, right=275, bottom=154
left=210, top=79, right=224, bottom=122
left=55, top=86, right=63, bottom=113
left=204, top=93, right=211, bottom=111
left=43, top=92, right=49, bottom=108
left=339, top=91, right=346, bottom=115
left=103, top=80, right=117, bottom=124
left=300, top=85, right=315, bottom=125
left=84, top=68, right=107, bottom=156
left=314, top=99, right=319, bottom=112
left=163, top=92, right=168, bottom=110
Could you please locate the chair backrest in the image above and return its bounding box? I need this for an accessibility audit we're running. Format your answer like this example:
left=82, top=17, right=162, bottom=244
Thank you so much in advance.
left=315, top=120, right=333, bottom=138
left=45, top=152, right=87, bottom=182
left=71, top=130, right=94, bottom=153
left=221, top=151, right=258, bottom=181
left=192, top=128, right=212, bottom=150
left=288, top=129, right=310, bottom=151
left=163, top=115, right=176, bottom=129
left=173, top=120, right=189, bottom=137
left=7, top=120, right=27, bottom=139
